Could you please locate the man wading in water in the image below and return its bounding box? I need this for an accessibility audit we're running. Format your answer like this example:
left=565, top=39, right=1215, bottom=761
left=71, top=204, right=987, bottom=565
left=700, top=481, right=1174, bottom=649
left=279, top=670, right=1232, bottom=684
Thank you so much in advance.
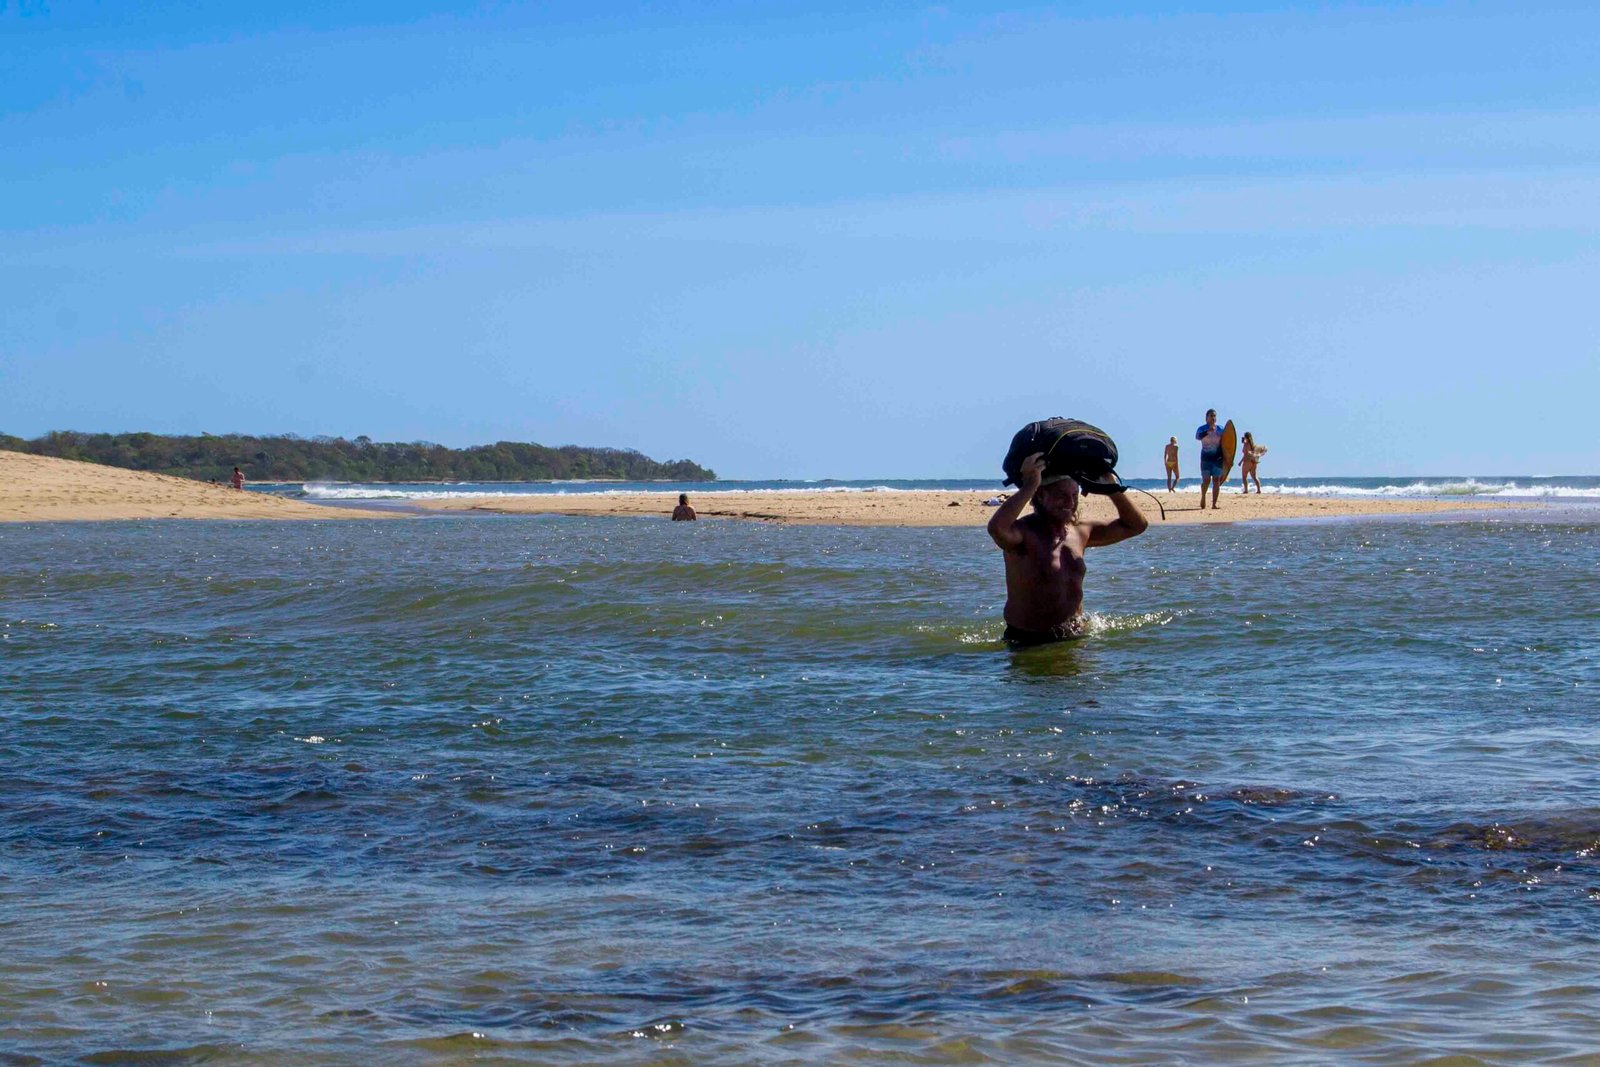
left=988, top=451, right=1148, bottom=646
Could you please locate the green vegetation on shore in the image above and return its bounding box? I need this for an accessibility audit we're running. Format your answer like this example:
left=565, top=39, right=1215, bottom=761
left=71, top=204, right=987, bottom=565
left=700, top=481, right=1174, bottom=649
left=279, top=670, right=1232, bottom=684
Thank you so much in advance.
left=0, top=431, right=716, bottom=483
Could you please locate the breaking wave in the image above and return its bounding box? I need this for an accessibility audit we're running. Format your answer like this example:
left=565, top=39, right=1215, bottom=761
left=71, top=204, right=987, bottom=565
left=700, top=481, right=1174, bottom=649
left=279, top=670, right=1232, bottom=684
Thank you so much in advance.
left=1260, top=479, right=1600, bottom=499
left=301, top=483, right=963, bottom=501
left=292, top=477, right=1600, bottom=502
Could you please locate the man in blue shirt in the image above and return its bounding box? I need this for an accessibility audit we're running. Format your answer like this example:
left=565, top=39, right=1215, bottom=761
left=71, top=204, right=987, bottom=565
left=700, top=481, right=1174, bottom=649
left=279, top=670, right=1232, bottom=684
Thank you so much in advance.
left=1196, top=408, right=1224, bottom=510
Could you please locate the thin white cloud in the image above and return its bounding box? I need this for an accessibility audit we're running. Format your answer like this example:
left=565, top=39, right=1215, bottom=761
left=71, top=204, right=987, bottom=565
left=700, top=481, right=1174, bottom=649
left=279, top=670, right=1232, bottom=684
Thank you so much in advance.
left=157, top=164, right=1600, bottom=259
left=939, top=106, right=1600, bottom=166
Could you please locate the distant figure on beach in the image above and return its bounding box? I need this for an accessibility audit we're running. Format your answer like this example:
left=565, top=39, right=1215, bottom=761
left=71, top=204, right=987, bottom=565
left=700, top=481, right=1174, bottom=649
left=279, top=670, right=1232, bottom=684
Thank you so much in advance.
left=1195, top=409, right=1224, bottom=509
left=1163, top=437, right=1180, bottom=492
left=671, top=493, right=697, bottom=521
left=230, top=466, right=244, bottom=491
left=988, top=452, right=1149, bottom=646
left=1239, top=432, right=1265, bottom=494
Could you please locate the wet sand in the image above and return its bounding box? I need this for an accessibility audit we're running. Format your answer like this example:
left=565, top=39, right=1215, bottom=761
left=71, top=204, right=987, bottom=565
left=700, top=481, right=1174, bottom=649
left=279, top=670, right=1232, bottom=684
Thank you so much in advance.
left=416, top=488, right=1520, bottom=525
left=0, top=450, right=395, bottom=522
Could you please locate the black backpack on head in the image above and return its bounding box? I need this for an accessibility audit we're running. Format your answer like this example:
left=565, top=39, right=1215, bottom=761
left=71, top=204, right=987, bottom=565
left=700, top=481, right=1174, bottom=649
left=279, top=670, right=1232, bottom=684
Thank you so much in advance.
left=1001, top=417, right=1119, bottom=487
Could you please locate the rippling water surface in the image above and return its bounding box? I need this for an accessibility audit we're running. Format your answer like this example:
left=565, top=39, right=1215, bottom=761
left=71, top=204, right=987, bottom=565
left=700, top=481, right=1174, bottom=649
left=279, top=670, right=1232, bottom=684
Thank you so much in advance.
left=3, top=512, right=1598, bottom=1064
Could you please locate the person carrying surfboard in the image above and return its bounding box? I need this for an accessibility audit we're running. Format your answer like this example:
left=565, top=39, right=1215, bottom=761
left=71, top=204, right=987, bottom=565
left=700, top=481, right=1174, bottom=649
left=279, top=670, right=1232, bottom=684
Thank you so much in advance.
left=1196, top=409, right=1227, bottom=509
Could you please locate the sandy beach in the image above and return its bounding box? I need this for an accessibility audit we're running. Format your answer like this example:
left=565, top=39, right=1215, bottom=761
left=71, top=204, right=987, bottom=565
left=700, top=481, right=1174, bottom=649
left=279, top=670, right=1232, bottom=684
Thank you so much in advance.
left=0, top=450, right=395, bottom=522
left=2, top=451, right=1529, bottom=524
left=416, top=487, right=1519, bottom=525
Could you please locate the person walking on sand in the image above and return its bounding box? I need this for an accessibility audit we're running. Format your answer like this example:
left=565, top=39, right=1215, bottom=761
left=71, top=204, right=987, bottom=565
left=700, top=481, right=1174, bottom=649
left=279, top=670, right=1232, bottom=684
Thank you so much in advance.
left=1239, top=432, right=1266, bottom=494
left=671, top=493, right=697, bottom=521
left=1163, top=436, right=1180, bottom=492
left=230, top=466, right=245, bottom=491
left=988, top=452, right=1149, bottom=646
left=1195, top=409, right=1224, bottom=510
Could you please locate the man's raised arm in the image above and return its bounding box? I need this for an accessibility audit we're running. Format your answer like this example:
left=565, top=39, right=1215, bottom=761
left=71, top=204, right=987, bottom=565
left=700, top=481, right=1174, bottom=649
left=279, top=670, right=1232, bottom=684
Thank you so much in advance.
left=988, top=452, right=1043, bottom=551
left=1084, top=475, right=1150, bottom=548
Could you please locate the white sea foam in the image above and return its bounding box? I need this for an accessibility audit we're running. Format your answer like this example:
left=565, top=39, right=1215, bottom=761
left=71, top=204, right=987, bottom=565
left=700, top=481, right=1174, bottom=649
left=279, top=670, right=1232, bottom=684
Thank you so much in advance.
left=1261, top=480, right=1600, bottom=499
left=302, top=485, right=529, bottom=500
left=301, top=483, right=925, bottom=500
left=298, top=479, right=1600, bottom=502
left=1083, top=609, right=1187, bottom=635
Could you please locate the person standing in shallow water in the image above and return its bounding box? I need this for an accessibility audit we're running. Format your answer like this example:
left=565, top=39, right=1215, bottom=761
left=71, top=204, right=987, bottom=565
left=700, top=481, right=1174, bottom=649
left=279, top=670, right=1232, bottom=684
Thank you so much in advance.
left=988, top=452, right=1148, bottom=646
left=671, top=493, right=697, bottom=521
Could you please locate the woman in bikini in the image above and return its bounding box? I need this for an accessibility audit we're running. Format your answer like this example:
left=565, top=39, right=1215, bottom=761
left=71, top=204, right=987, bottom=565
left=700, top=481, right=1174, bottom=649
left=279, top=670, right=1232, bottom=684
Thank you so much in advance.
left=1239, top=431, right=1265, bottom=494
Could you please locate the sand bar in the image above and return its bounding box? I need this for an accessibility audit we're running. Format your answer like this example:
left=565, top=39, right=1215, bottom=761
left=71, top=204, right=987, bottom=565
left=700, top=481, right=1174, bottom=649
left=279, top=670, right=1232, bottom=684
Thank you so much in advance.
left=417, top=488, right=1522, bottom=525
left=1, top=450, right=1529, bottom=525
left=0, top=450, right=396, bottom=522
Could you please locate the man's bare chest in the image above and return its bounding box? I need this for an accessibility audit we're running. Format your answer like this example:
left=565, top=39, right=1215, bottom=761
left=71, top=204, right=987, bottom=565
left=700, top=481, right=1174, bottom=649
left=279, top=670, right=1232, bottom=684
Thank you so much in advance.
left=1021, top=537, right=1086, bottom=578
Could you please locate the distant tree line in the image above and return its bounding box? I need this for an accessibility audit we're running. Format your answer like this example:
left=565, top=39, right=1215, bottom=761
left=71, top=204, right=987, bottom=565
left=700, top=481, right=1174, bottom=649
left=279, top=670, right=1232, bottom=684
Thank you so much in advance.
left=0, top=431, right=717, bottom=483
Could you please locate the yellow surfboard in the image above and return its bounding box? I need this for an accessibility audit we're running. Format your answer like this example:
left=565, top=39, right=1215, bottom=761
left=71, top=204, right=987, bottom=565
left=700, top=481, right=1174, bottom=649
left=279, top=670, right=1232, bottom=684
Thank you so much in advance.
left=1219, top=420, right=1238, bottom=483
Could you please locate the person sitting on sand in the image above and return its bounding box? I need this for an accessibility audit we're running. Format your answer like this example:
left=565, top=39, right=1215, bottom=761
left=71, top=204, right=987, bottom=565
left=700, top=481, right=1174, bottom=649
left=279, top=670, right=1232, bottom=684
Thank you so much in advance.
left=231, top=466, right=245, bottom=491
left=987, top=452, right=1148, bottom=646
left=1163, top=436, right=1180, bottom=492
left=1239, top=432, right=1265, bottom=494
left=671, top=493, right=697, bottom=521
left=1195, top=409, right=1224, bottom=510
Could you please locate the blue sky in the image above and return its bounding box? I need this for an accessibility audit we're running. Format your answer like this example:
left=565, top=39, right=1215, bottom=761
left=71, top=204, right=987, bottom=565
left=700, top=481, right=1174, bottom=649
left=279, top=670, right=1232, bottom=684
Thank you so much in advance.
left=3, top=1, right=1597, bottom=479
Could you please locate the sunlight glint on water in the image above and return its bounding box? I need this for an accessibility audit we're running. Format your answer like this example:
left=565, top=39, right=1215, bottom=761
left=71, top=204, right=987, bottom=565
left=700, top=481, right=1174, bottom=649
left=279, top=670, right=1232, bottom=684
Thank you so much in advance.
left=2, top=513, right=1598, bottom=1064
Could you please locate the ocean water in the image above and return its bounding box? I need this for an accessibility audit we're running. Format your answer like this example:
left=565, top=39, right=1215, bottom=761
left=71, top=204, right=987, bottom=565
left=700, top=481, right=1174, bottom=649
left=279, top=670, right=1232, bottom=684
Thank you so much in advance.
left=3, top=510, right=1599, bottom=1064
left=279, top=474, right=1600, bottom=503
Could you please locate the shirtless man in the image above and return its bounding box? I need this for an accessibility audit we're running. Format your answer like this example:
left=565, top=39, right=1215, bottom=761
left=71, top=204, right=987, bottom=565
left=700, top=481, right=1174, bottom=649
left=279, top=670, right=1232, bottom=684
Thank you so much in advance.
left=987, top=452, right=1149, bottom=646
left=230, top=466, right=245, bottom=490
left=1163, top=436, right=1180, bottom=492
left=671, top=493, right=697, bottom=521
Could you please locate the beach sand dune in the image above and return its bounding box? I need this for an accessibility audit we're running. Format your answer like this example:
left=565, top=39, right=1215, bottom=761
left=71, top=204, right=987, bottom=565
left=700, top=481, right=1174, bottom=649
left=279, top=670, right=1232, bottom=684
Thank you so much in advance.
left=0, top=450, right=395, bottom=522
left=417, top=488, right=1518, bottom=525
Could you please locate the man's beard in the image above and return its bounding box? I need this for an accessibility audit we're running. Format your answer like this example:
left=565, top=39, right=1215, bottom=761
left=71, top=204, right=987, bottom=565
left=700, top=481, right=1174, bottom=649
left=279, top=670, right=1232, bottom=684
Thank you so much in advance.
left=1039, top=496, right=1078, bottom=523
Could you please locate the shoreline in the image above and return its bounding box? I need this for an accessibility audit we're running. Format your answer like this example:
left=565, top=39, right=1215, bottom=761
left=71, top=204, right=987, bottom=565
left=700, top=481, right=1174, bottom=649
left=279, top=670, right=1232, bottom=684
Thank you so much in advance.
left=412, top=489, right=1528, bottom=526
left=0, top=451, right=1546, bottom=525
left=0, top=450, right=398, bottom=522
